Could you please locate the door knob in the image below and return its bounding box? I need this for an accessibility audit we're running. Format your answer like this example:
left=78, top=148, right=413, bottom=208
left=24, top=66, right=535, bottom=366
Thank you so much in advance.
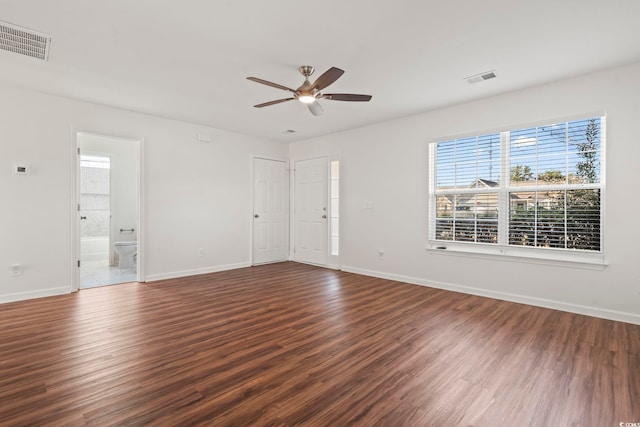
left=254, top=214, right=259, bottom=218
left=80, top=216, right=87, bottom=220
left=322, top=215, right=327, bottom=219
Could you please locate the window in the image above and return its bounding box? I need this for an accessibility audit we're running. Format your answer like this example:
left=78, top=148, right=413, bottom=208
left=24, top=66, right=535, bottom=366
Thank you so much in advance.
left=330, top=160, right=340, bottom=256
left=429, top=116, right=604, bottom=263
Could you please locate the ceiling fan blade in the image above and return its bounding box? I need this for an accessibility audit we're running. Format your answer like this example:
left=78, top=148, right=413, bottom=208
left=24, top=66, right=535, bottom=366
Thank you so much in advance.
left=247, top=77, right=297, bottom=93
left=322, top=93, right=372, bottom=102
left=310, top=67, right=344, bottom=91
left=254, top=98, right=295, bottom=108
left=308, top=101, right=324, bottom=116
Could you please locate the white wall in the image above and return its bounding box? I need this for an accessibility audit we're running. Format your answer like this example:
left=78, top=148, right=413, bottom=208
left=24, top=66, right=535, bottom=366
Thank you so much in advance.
left=290, top=61, right=640, bottom=324
left=0, top=84, right=287, bottom=302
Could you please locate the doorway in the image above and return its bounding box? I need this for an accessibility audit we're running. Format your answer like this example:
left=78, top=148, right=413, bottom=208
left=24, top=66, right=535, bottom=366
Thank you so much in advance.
left=75, top=133, right=141, bottom=289
left=252, top=157, right=289, bottom=264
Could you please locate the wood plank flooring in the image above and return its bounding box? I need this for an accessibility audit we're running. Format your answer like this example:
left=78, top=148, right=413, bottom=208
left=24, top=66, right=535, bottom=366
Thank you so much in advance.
left=1, top=261, right=639, bottom=426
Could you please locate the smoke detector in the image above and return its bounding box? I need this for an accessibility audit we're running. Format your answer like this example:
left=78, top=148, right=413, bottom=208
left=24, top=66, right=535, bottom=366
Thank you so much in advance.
left=0, top=21, right=51, bottom=61
left=466, top=70, right=497, bottom=85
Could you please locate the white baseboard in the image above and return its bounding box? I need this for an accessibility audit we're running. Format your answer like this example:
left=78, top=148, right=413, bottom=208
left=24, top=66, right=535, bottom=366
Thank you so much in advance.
left=341, top=265, right=640, bottom=326
left=0, top=286, right=70, bottom=304
left=145, top=262, right=251, bottom=282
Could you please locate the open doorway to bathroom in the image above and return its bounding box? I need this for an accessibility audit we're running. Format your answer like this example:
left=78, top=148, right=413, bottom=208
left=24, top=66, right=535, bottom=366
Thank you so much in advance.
left=76, top=133, right=140, bottom=289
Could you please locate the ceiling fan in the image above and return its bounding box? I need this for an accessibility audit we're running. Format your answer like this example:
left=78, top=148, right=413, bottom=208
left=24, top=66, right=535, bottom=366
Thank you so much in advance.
left=247, top=66, right=372, bottom=116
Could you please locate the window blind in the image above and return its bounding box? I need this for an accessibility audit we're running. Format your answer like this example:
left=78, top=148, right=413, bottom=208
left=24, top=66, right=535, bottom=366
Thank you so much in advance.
left=431, top=116, right=603, bottom=253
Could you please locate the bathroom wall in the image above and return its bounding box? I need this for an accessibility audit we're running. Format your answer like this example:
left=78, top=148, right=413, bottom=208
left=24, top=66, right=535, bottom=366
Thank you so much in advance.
left=0, top=83, right=287, bottom=303
left=79, top=157, right=111, bottom=239
left=79, top=133, right=138, bottom=264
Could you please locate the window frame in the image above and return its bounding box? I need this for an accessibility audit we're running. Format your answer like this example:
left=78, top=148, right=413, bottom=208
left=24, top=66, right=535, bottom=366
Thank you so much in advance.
left=427, top=115, right=606, bottom=267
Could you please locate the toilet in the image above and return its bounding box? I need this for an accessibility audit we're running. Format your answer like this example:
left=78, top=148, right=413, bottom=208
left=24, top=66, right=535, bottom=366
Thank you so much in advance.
left=113, top=241, right=137, bottom=270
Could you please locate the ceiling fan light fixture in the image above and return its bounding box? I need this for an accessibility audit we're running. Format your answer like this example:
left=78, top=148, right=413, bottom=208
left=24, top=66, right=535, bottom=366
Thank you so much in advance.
left=298, top=94, right=316, bottom=104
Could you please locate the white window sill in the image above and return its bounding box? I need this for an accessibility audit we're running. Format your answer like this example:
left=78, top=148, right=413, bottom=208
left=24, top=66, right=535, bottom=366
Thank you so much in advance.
left=426, top=241, right=607, bottom=270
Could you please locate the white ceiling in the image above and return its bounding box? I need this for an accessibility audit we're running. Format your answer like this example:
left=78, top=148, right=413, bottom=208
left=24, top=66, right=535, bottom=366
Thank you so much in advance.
left=1, top=0, right=639, bottom=142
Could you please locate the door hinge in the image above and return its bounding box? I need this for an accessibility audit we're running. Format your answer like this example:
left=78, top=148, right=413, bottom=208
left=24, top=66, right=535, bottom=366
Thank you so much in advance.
left=77, top=204, right=81, bottom=211
left=77, top=260, right=81, bottom=268
left=77, top=147, right=80, bottom=155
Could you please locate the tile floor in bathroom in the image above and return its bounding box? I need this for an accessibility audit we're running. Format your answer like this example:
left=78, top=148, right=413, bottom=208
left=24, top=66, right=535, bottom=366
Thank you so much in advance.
left=80, top=260, right=137, bottom=289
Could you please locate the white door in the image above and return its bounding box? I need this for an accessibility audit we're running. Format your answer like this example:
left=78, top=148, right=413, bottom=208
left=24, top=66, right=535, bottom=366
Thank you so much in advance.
left=253, top=158, right=289, bottom=264
left=294, top=157, right=328, bottom=266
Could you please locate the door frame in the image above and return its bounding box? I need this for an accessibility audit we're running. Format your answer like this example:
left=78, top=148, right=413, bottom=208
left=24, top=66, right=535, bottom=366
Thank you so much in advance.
left=250, top=155, right=290, bottom=265
left=70, top=129, right=145, bottom=292
left=290, top=153, right=341, bottom=269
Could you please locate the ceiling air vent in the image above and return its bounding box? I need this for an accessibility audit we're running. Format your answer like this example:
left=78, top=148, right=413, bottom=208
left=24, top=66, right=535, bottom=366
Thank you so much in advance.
left=0, top=21, right=51, bottom=61
left=466, top=70, right=497, bottom=85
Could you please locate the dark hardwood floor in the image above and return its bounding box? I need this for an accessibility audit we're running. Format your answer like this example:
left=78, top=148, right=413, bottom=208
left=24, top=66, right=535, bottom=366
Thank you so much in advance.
left=0, top=262, right=638, bottom=426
